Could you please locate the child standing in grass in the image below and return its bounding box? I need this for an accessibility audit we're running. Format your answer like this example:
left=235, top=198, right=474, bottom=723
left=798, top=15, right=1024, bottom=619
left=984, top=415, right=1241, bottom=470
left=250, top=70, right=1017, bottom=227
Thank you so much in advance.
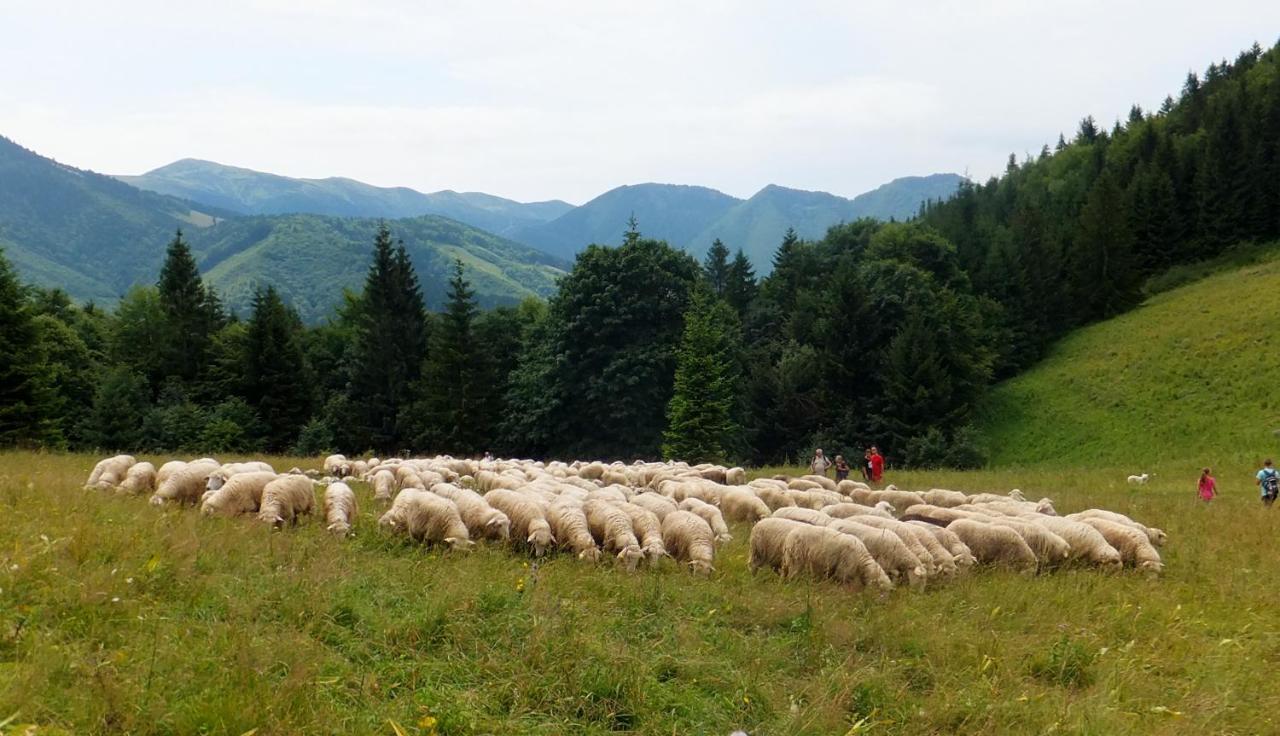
left=1197, top=468, right=1216, bottom=503
left=1258, top=459, right=1279, bottom=507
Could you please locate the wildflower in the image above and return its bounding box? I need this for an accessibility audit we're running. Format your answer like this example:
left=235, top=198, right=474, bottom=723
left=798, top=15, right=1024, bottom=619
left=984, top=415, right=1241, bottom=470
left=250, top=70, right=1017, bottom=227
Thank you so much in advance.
left=516, top=578, right=525, bottom=593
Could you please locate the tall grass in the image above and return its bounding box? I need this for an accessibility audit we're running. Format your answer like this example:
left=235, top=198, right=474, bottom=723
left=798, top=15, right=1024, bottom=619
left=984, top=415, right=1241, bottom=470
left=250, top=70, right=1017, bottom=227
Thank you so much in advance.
left=1, top=453, right=1277, bottom=734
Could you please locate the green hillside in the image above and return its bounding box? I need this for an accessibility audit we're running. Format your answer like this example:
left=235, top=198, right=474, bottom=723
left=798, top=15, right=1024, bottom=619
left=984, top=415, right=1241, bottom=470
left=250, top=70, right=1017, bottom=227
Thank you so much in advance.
left=120, top=159, right=572, bottom=238
left=193, top=215, right=567, bottom=321
left=977, top=243, right=1280, bottom=468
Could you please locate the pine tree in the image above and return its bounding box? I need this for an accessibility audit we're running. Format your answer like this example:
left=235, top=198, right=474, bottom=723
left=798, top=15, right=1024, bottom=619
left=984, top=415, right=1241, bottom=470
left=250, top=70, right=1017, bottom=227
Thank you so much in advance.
left=1197, top=91, right=1250, bottom=250
left=416, top=260, right=491, bottom=455
left=1072, top=169, right=1138, bottom=320
left=703, top=239, right=731, bottom=294
left=348, top=223, right=428, bottom=453
left=156, top=230, right=222, bottom=387
left=243, top=286, right=312, bottom=451
left=724, top=248, right=758, bottom=317
left=83, top=366, right=150, bottom=450
left=663, top=287, right=743, bottom=463
left=0, top=249, right=57, bottom=445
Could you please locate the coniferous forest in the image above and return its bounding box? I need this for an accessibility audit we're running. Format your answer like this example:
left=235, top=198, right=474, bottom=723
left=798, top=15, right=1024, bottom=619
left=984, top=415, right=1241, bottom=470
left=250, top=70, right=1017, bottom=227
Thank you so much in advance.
left=1, top=40, right=1278, bottom=467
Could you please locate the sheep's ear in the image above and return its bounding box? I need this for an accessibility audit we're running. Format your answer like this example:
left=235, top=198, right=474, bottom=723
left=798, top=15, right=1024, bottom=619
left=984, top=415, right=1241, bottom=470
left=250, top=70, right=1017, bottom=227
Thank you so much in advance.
left=527, top=531, right=538, bottom=544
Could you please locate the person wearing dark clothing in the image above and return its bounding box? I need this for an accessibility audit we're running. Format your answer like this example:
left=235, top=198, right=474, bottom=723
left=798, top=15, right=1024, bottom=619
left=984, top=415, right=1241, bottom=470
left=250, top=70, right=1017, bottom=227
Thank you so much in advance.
left=861, top=450, right=873, bottom=483
left=834, top=455, right=850, bottom=482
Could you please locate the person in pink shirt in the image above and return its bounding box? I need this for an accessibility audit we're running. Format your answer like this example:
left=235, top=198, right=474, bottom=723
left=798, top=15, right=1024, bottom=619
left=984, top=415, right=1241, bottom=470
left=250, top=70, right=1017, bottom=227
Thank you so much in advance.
left=1197, top=467, right=1217, bottom=503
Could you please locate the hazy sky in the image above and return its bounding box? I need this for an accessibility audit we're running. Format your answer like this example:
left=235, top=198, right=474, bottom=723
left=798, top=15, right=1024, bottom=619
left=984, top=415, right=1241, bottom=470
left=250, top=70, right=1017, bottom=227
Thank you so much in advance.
left=2, top=1, right=1276, bottom=204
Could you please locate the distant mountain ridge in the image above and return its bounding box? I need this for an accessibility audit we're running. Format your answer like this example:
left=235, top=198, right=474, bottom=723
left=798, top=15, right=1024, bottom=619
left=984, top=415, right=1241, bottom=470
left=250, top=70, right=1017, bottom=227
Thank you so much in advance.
left=118, top=159, right=573, bottom=239
left=120, top=159, right=965, bottom=270
left=0, top=136, right=566, bottom=321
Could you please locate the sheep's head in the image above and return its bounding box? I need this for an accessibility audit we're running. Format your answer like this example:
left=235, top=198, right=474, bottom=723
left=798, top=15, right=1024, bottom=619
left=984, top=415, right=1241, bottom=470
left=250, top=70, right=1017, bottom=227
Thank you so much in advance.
left=1148, top=528, right=1167, bottom=547
left=1008, top=489, right=1026, bottom=502
left=715, top=532, right=733, bottom=544
left=528, top=528, right=552, bottom=557
left=327, top=522, right=351, bottom=537
left=205, top=472, right=228, bottom=491
left=688, top=559, right=714, bottom=576
left=577, top=547, right=602, bottom=563
left=1139, top=559, right=1164, bottom=575
left=148, top=494, right=166, bottom=507
left=487, top=515, right=511, bottom=541
left=1036, top=498, right=1057, bottom=516
left=444, top=537, right=475, bottom=552
left=617, top=545, right=644, bottom=572
left=874, top=501, right=896, bottom=516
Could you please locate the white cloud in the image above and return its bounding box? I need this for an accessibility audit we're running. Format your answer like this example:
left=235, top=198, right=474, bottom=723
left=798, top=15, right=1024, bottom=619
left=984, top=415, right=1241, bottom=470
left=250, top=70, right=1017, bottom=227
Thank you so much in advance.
left=1, top=1, right=1277, bottom=202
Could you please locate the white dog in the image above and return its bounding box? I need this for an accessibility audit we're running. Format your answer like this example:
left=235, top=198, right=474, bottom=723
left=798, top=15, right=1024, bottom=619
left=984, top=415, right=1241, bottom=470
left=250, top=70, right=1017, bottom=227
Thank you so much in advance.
left=1126, top=473, right=1150, bottom=485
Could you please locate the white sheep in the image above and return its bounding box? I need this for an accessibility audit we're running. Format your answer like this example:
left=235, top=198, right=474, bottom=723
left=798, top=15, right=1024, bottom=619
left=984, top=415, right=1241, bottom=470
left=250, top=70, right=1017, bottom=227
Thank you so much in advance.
left=257, top=475, right=315, bottom=528
left=584, top=499, right=645, bottom=571
left=200, top=471, right=277, bottom=517
left=155, top=460, right=187, bottom=487
left=826, top=518, right=927, bottom=588
left=483, top=489, right=554, bottom=557
left=116, top=461, right=157, bottom=496
left=85, top=454, right=136, bottom=490
left=921, top=488, right=969, bottom=508
left=946, top=519, right=1037, bottom=572
left=372, top=469, right=396, bottom=504
left=780, top=523, right=894, bottom=592
left=749, top=517, right=807, bottom=573
left=431, top=483, right=510, bottom=541
left=677, top=497, right=732, bottom=543
left=842, top=515, right=941, bottom=577
left=906, top=521, right=976, bottom=568
left=719, top=487, right=772, bottom=523
left=1066, top=509, right=1166, bottom=547
left=771, top=506, right=834, bottom=526
left=823, top=502, right=894, bottom=520
left=1072, top=517, right=1163, bottom=573
left=1027, top=516, right=1122, bottom=569
left=324, top=482, right=359, bottom=537
left=630, top=492, right=679, bottom=521
left=724, top=467, right=747, bottom=486
left=379, top=489, right=474, bottom=550
left=661, top=510, right=716, bottom=575
left=617, top=502, right=666, bottom=565
left=323, top=454, right=351, bottom=478
left=150, top=459, right=220, bottom=507
left=547, top=500, right=603, bottom=562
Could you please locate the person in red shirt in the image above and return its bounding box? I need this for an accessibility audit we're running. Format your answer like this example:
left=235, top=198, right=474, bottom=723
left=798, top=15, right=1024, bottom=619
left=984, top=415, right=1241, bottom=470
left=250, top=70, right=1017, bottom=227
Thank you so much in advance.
left=869, top=446, right=885, bottom=484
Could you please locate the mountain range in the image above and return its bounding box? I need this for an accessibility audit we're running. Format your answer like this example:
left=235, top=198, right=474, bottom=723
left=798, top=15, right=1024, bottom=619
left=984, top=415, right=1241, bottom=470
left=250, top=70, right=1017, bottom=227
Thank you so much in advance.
left=123, top=160, right=965, bottom=271
left=0, top=133, right=964, bottom=321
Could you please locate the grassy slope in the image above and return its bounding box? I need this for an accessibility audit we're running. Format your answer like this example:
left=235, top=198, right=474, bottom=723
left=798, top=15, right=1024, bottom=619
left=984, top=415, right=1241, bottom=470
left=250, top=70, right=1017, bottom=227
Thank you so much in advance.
left=3, top=453, right=1278, bottom=735
left=978, top=248, right=1280, bottom=469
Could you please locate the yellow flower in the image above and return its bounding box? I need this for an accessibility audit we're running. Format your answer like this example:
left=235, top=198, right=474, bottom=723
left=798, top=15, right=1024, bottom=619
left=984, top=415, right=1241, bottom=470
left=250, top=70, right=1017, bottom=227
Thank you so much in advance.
left=516, top=578, right=525, bottom=592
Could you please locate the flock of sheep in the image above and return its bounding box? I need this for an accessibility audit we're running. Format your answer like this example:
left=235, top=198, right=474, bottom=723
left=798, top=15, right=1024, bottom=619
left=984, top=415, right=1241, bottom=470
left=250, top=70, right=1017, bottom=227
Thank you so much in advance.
left=82, top=452, right=1166, bottom=592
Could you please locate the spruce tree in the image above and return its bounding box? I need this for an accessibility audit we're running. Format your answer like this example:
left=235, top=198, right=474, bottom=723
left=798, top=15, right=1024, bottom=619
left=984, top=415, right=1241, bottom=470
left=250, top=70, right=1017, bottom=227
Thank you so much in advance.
left=417, top=260, right=491, bottom=454
left=0, top=249, right=56, bottom=445
left=703, top=239, right=731, bottom=294
left=243, top=286, right=312, bottom=451
left=83, top=366, right=150, bottom=451
left=663, top=286, right=743, bottom=463
left=1072, top=169, right=1137, bottom=320
left=348, top=223, right=427, bottom=453
left=724, top=248, right=758, bottom=317
left=156, top=230, right=221, bottom=387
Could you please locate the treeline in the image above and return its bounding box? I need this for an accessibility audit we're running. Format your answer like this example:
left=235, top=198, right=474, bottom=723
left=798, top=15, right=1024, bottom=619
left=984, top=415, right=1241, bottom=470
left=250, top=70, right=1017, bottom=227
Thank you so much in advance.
left=920, top=40, right=1280, bottom=376
left=1, top=39, right=1275, bottom=467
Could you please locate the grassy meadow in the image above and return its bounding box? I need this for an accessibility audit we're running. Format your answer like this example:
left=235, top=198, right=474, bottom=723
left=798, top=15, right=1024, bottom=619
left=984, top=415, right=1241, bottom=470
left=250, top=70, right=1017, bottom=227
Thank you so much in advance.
left=2, top=452, right=1278, bottom=735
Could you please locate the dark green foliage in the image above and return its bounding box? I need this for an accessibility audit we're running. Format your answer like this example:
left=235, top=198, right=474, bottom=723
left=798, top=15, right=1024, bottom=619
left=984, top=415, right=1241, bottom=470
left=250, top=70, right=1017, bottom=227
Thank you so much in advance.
left=156, top=230, right=224, bottom=388
left=663, top=287, right=743, bottom=463
left=198, top=398, right=262, bottom=453
left=703, top=239, right=731, bottom=294
left=723, top=248, right=758, bottom=317
left=83, top=367, right=151, bottom=451
left=243, top=286, right=312, bottom=451
left=345, top=224, right=428, bottom=454
left=31, top=313, right=96, bottom=446
left=292, top=417, right=335, bottom=456
left=0, top=249, right=56, bottom=446
left=414, top=260, right=493, bottom=455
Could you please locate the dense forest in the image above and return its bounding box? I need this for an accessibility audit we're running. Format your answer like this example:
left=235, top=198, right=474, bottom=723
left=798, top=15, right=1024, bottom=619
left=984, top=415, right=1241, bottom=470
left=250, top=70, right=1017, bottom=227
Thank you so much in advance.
left=0, top=40, right=1276, bottom=467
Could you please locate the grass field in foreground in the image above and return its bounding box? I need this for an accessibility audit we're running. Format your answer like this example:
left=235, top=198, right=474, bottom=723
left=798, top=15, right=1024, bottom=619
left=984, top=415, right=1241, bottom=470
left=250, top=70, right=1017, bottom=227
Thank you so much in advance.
left=976, top=244, right=1280, bottom=469
left=3, top=453, right=1280, bottom=735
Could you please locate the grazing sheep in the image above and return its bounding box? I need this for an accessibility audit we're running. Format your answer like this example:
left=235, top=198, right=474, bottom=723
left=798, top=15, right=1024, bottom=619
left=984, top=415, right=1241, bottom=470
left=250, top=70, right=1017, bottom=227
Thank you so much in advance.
left=1072, top=517, right=1163, bottom=573
left=379, top=490, right=474, bottom=550
left=826, top=518, right=927, bottom=588
left=725, top=467, right=747, bottom=486
left=697, top=466, right=728, bottom=484
left=749, top=517, right=807, bottom=573
left=906, top=521, right=976, bottom=568
left=1126, top=473, right=1150, bottom=485
left=799, top=474, right=839, bottom=492
left=372, top=469, right=396, bottom=504
left=719, top=487, right=772, bottom=523
left=771, top=507, right=834, bottom=526
left=780, top=523, right=894, bottom=592
left=257, top=475, right=315, bottom=527
left=986, top=518, right=1071, bottom=567
left=842, top=515, right=941, bottom=577
left=866, top=489, right=926, bottom=514
left=431, top=483, right=511, bottom=541
left=630, top=491, right=680, bottom=521
left=836, top=479, right=871, bottom=495
left=900, top=503, right=990, bottom=527
left=922, top=489, right=969, bottom=508
left=1028, top=516, right=1122, bottom=569
left=155, top=460, right=187, bottom=487
left=323, top=454, right=351, bottom=478
left=324, top=481, right=359, bottom=537
left=547, top=500, right=603, bottom=562
left=823, top=502, right=894, bottom=520
left=677, top=497, right=732, bottom=542
left=618, top=502, right=666, bottom=565
left=584, top=499, right=645, bottom=571
left=787, top=478, right=824, bottom=492
left=200, top=471, right=277, bottom=517
left=206, top=462, right=276, bottom=491
left=150, top=459, right=220, bottom=507
left=86, top=454, right=136, bottom=490
left=661, top=510, right=716, bottom=575
left=1066, top=509, right=1166, bottom=547
left=116, top=462, right=157, bottom=496
left=755, top=485, right=799, bottom=511
left=946, top=519, right=1038, bottom=572
left=483, top=489, right=555, bottom=557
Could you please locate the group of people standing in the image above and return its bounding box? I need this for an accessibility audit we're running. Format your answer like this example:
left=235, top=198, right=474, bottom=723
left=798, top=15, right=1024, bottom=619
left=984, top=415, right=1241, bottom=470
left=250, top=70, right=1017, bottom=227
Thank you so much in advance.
left=1189, top=461, right=1279, bottom=505
left=810, top=447, right=884, bottom=484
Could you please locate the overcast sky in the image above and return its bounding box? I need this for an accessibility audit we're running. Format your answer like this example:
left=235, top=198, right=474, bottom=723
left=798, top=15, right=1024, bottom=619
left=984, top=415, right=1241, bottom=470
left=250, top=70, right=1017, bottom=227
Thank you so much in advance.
left=2, top=1, right=1276, bottom=204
